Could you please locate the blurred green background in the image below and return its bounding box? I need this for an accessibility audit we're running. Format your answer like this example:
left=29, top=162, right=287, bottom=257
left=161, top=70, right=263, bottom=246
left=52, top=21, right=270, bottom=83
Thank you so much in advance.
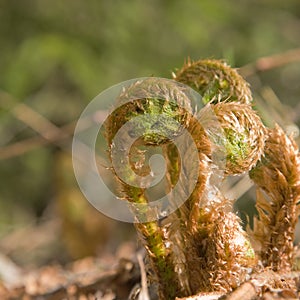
left=0, top=0, right=300, bottom=266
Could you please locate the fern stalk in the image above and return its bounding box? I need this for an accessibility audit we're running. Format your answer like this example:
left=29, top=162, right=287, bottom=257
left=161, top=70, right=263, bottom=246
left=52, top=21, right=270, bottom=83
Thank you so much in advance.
left=104, top=79, right=194, bottom=299
left=249, top=125, right=300, bottom=272
left=173, top=59, right=264, bottom=293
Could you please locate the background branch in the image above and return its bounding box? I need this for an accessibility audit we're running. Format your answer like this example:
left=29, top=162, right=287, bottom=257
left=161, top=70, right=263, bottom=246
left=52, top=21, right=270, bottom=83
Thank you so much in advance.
left=240, top=48, right=300, bottom=77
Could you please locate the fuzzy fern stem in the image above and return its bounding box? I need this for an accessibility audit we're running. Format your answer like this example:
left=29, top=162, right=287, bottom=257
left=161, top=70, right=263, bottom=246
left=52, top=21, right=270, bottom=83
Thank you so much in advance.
left=249, top=125, right=300, bottom=272
left=104, top=79, right=194, bottom=299
left=174, top=59, right=265, bottom=293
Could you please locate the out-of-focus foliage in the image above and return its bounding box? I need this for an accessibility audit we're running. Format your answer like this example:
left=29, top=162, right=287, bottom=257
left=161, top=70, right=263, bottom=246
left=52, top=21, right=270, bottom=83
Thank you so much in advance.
left=0, top=0, right=300, bottom=262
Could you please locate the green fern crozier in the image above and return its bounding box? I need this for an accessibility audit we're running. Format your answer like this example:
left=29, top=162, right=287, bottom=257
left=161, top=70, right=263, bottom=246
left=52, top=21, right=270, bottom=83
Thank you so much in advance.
left=104, top=59, right=299, bottom=299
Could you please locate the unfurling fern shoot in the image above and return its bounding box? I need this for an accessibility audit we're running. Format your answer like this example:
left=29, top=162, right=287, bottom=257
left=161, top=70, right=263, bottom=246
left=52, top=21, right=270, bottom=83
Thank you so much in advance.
left=103, top=59, right=300, bottom=299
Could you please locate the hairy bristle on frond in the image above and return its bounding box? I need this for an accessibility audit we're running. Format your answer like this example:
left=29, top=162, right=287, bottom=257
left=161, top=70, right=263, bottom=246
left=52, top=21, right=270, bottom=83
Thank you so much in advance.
left=249, top=124, right=300, bottom=271
left=184, top=191, right=256, bottom=294
left=161, top=113, right=213, bottom=296
left=105, top=78, right=193, bottom=146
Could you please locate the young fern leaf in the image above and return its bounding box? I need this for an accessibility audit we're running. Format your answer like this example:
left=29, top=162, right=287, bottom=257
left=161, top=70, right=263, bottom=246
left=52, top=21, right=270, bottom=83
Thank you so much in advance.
left=175, top=59, right=266, bottom=175
left=103, top=59, right=292, bottom=299
left=249, top=125, right=300, bottom=272
left=174, top=58, right=252, bottom=104
left=181, top=105, right=262, bottom=292
left=104, top=78, right=194, bottom=299
left=171, top=59, right=264, bottom=293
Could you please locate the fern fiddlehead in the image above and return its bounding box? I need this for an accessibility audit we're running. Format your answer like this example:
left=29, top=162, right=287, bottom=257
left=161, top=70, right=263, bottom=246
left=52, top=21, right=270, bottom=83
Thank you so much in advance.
left=249, top=125, right=300, bottom=272
left=104, top=78, right=198, bottom=298
left=173, top=59, right=265, bottom=293
left=103, top=60, right=273, bottom=298
left=70, top=51, right=300, bottom=299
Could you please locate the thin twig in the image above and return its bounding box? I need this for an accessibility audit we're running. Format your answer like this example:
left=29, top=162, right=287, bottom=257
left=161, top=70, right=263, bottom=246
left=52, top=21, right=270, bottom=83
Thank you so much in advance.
left=11, top=103, right=69, bottom=141
left=0, top=121, right=75, bottom=159
left=0, top=90, right=75, bottom=158
left=0, top=89, right=107, bottom=159
left=137, top=253, right=150, bottom=300
left=240, top=48, right=300, bottom=77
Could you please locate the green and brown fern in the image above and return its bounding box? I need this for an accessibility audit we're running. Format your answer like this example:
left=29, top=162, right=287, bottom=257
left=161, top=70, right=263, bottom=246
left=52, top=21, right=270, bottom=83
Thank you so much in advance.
left=103, top=59, right=300, bottom=299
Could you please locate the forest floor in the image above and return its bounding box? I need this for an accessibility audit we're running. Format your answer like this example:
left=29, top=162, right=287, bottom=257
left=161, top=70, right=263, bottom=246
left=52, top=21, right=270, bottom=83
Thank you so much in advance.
left=0, top=217, right=300, bottom=300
